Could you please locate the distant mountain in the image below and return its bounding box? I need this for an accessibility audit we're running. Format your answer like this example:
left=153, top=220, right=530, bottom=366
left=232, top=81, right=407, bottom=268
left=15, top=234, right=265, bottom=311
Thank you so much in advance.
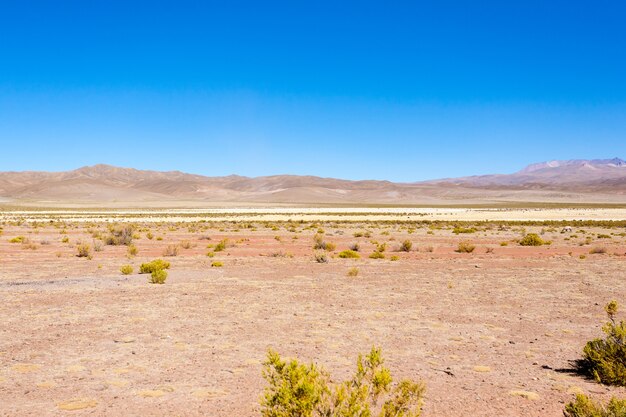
left=430, top=158, right=626, bottom=192
left=0, top=159, right=625, bottom=206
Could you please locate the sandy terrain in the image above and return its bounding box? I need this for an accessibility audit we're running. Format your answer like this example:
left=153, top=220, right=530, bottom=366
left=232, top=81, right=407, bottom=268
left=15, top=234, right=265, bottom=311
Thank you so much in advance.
left=1, top=213, right=626, bottom=416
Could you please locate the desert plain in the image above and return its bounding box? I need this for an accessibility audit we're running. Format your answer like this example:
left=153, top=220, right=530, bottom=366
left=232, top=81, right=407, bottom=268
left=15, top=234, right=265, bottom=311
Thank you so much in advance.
left=1, top=207, right=626, bottom=416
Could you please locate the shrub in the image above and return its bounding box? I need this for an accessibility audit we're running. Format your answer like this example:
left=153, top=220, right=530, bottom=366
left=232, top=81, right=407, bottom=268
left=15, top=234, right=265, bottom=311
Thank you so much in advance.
left=211, top=261, right=223, bottom=267
left=9, top=236, right=26, bottom=243
left=313, top=234, right=335, bottom=251
left=61, top=236, right=70, bottom=243
left=206, top=251, right=215, bottom=258
left=139, top=259, right=171, bottom=274
left=564, top=393, right=626, bottom=417
left=453, top=226, right=476, bottom=234
left=180, top=240, right=194, bottom=249
left=76, top=242, right=92, bottom=258
left=390, top=255, right=399, bottom=261
left=347, top=267, right=359, bottom=277
left=105, top=224, right=134, bottom=246
left=149, top=269, right=167, bottom=284
left=349, top=243, right=360, bottom=252
left=376, top=243, right=387, bottom=253
left=399, top=240, right=412, bottom=252
left=500, top=241, right=509, bottom=246
left=163, top=244, right=179, bottom=257
left=314, top=252, right=329, bottom=263
left=338, top=250, right=360, bottom=259
left=260, top=347, right=425, bottom=417
left=590, top=246, right=608, bottom=254
left=120, top=265, right=133, bottom=275
left=214, top=239, right=229, bottom=252
left=93, top=239, right=103, bottom=252
left=127, top=244, right=138, bottom=257
left=519, top=233, right=545, bottom=246
left=369, top=251, right=385, bottom=259
left=456, top=241, right=475, bottom=253
left=580, top=301, right=626, bottom=386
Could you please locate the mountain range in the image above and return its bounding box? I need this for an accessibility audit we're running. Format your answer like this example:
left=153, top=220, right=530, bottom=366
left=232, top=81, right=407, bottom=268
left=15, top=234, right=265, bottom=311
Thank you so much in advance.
left=1, top=158, right=625, bottom=206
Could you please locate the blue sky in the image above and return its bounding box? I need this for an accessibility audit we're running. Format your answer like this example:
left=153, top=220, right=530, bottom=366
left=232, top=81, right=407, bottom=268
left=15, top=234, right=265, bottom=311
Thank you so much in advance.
left=1, top=1, right=625, bottom=181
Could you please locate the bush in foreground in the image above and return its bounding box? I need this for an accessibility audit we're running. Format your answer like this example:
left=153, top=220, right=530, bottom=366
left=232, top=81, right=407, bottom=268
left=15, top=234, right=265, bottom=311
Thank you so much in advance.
left=149, top=269, right=167, bottom=284
left=519, top=233, right=545, bottom=246
left=564, top=393, right=626, bottom=417
left=260, top=347, right=425, bottom=417
left=120, top=265, right=133, bottom=275
left=456, top=241, right=475, bottom=253
left=139, top=259, right=171, bottom=274
left=580, top=301, right=626, bottom=386
left=338, top=250, right=360, bottom=259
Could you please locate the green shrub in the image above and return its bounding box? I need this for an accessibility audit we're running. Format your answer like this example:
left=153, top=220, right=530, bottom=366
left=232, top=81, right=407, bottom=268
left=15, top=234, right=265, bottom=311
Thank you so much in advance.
left=338, top=250, right=360, bottom=259
left=369, top=251, right=385, bottom=259
left=390, top=255, right=399, bottom=261
left=580, top=301, right=626, bottom=386
left=149, top=269, right=167, bottom=284
left=519, top=233, right=545, bottom=246
left=120, top=265, right=133, bottom=275
left=211, top=261, right=223, bottom=267
left=456, top=241, right=475, bottom=253
left=564, top=393, right=626, bottom=417
left=260, top=347, right=425, bottom=417
left=9, top=236, right=26, bottom=243
left=139, top=259, right=171, bottom=274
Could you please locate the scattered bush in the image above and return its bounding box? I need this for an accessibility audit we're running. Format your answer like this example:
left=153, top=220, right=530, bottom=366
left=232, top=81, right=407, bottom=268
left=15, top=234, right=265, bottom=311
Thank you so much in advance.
left=127, top=244, right=138, bottom=256
left=399, top=240, right=412, bottom=252
left=120, top=265, right=133, bottom=275
left=313, top=234, right=336, bottom=251
left=76, top=242, right=92, bottom=258
left=206, top=251, right=215, bottom=258
left=580, top=301, right=626, bottom=386
left=93, top=239, right=103, bottom=252
left=61, top=236, right=70, bottom=243
left=139, top=259, right=171, bottom=274
left=214, top=239, right=229, bottom=252
left=347, top=267, right=359, bottom=277
left=163, top=244, right=179, bottom=257
left=9, top=236, right=26, bottom=243
left=590, top=246, right=608, bottom=255
left=349, top=243, right=360, bottom=252
left=211, top=261, right=223, bottom=267
left=338, top=250, right=360, bottom=259
left=453, top=226, right=476, bottom=234
left=564, top=393, right=626, bottom=417
left=500, top=241, right=509, bottom=246
left=150, top=269, right=167, bottom=284
left=260, top=347, right=425, bottom=417
left=369, top=251, right=385, bottom=259
left=180, top=240, right=195, bottom=249
left=519, top=233, right=545, bottom=246
left=314, top=252, right=329, bottom=263
left=105, top=224, right=134, bottom=246
left=390, top=255, right=399, bottom=261
left=456, top=241, right=475, bottom=253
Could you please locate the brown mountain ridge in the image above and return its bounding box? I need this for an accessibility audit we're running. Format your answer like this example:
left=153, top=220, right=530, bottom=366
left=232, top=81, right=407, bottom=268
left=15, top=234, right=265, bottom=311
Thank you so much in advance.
left=1, top=159, right=625, bottom=206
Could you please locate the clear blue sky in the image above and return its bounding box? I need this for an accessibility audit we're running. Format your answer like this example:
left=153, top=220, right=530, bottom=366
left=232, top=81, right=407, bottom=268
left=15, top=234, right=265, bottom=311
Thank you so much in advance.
left=1, top=1, right=625, bottom=181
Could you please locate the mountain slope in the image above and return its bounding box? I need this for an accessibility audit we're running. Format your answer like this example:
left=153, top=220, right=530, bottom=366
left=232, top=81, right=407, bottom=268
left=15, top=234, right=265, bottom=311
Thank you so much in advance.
left=0, top=159, right=625, bottom=205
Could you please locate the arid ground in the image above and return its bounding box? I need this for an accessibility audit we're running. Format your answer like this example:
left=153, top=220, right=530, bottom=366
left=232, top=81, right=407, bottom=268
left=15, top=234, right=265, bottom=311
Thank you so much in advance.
left=1, top=209, right=626, bottom=416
